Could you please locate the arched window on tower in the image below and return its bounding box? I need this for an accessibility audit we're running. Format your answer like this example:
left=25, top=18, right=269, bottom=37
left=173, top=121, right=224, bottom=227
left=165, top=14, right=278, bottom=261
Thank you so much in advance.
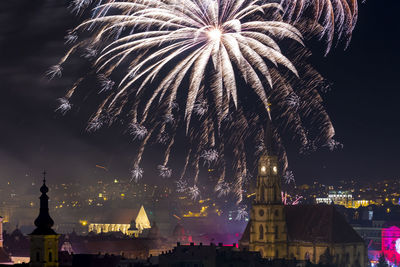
left=274, top=226, right=279, bottom=239
left=49, top=251, right=52, bottom=262
left=36, top=252, right=40, bottom=262
left=259, top=225, right=264, bottom=240
left=305, top=252, right=310, bottom=261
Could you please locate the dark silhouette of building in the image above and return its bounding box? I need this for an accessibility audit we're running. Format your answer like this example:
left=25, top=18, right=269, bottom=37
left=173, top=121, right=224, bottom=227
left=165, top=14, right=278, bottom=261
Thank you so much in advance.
left=0, top=216, right=12, bottom=264
left=158, top=242, right=306, bottom=267
left=3, top=226, right=30, bottom=263
left=29, top=172, right=59, bottom=267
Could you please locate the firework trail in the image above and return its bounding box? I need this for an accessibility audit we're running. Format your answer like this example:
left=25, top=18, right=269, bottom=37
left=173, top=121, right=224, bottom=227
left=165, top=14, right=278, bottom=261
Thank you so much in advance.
left=53, top=0, right=360, bottom=203
left=281, top=191, right=303, bottom=205
left=280, top=0, right=359, bottom=54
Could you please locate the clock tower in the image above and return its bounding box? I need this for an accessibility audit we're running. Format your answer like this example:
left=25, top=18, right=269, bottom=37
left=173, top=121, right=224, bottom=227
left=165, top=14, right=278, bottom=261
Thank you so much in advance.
left=248, top=128, right=288, bottom=259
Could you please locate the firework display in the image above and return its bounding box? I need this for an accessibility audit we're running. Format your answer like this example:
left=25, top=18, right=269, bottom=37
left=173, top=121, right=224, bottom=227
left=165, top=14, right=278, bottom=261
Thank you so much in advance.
left=280, top=0, right=359, bottom=54
left=51, top=0, right=360, bottom=203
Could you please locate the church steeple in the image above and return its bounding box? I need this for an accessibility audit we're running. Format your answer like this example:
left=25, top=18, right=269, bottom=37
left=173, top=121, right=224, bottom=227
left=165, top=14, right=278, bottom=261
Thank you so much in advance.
left=256, top=153, right=282, bottom=204
left=264, top=118, right=276, bottom=156
left=31, top=171, right=56, bottom=235
left=256, top=122, right=282, bottom=205
left=29, top=171, right=59, bottom=267
left=247, top=123, right=288, bottom=259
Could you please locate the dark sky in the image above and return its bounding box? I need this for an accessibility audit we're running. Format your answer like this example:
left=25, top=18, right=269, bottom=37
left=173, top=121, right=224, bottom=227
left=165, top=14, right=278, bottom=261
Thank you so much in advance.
left=0, top=0, right=399, bottom=186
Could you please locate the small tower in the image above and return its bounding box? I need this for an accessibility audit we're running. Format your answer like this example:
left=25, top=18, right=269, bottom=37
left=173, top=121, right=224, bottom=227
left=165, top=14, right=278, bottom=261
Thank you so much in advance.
left=0, top=216, right=3, bottom=248
left=0, top=216, right=12, bottom=264
left=248, top=126, right=288, bottom=259
left=29, top=171, right=59, bottom=267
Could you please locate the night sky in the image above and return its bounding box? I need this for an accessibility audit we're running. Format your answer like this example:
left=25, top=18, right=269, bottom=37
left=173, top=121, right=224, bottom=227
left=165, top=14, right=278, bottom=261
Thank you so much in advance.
left=0, top=0, right=399, bottom=186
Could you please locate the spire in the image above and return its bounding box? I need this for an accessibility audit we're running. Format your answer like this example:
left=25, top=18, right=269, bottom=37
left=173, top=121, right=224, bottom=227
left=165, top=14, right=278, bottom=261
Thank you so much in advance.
left=265, top=118, right=276, bottom=156
left=30, top=171, right=57, bottom=235
left=40, top=170, right=48, bottom=194
left=255, top=120, right=282, bottom=205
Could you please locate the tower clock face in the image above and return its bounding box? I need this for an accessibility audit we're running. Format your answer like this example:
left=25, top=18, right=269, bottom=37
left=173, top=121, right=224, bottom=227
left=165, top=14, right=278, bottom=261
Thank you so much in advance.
left=259, top=209, right=264, bottom=216
left=260, top=166, right=266, bottom=174
left=272, top=166, right=278, bottom=174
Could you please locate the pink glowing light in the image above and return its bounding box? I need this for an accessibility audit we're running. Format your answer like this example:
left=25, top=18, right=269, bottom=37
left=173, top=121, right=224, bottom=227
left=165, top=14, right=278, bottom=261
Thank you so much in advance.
left=382, top=226, right=400, bottom=265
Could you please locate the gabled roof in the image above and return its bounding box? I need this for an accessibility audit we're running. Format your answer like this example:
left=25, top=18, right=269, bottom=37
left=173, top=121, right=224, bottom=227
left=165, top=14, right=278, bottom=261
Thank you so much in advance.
left=239, top=204, right=364, bottom=245
left=89, top=207, right=141, bottom=224
left=285, top=205, right=364, bottom=243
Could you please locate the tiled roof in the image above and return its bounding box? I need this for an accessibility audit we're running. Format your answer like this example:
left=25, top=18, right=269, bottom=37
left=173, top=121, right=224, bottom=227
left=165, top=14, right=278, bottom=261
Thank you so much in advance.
left=89, top=207, right=141, bottom=224
left=240, top=204, right=364, bottom=245
left=285, top=205, right=364, bottom=243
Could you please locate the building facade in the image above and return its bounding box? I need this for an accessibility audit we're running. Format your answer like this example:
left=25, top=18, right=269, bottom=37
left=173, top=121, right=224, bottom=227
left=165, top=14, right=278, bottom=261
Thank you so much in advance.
left=87, top=205, right=151, bottom=236
left=239, top=152, right=368, bottom=266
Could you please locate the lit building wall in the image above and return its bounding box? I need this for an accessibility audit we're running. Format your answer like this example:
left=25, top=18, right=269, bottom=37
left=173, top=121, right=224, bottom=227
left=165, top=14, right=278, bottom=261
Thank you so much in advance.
left=328, top=191, right=353, bottom=207
left=316, top=198, right=332, bottom=205
left=88, top=223, right=131, bottom=235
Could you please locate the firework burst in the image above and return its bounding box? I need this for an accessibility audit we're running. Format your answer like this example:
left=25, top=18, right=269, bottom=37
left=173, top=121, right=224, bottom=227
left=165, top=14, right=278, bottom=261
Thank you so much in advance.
left=55, top=98, right=72, bottom=115
left=53, top=0, right=360, bottom=203
left=324, top=138, right=343, bottom=151
left=214, top=181, right=231, bottom=197
left=46, top=65, right=63, bottom=80
left=158, top=165, right=172, bottom=178
left=280, top=0, right=359, bottom=54
left=201, top=149, right=219, bottom=167
left=235, top=205, right=249, bottom=221
left=129, top=123, right=148, bottom=140
left=176, top=179, right=188, bottom=193
left=130, top=166, right=143, bottom=182
left=283, top=170, right=295, bottom=184
left=188, top=185, right=201, bottom=201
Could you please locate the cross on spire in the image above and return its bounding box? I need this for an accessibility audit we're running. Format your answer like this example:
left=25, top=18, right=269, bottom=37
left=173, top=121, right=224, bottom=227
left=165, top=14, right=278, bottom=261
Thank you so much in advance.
left=42, top=170, right=47, bottom=184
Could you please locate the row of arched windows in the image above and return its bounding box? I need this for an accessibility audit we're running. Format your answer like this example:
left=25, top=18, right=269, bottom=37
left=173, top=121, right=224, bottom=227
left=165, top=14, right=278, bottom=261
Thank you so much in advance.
left=258, top=225, right=279, bottom=240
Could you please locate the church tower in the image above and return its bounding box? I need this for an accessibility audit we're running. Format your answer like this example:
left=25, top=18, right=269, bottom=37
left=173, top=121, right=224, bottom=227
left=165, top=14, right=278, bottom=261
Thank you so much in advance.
left=29, top=172, right=59, bottom=267
left=248, top=127, right=288, bottom=259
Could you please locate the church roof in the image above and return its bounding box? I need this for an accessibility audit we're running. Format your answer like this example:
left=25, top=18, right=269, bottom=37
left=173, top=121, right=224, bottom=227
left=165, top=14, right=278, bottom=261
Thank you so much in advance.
left=89, top=208, right=141, bottom=224
left=240, top=204, right=364, bottom=245
left=285, top=205, right=364, bottom=243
